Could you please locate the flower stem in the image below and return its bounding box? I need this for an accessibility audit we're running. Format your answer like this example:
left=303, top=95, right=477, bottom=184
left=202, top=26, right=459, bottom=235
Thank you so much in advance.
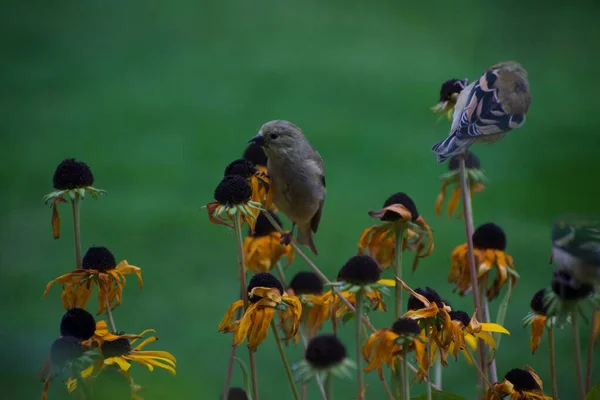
left=260, top=210, right=439, bottom=390
left=233, top=214, right=259, bottom=400
left=458, top=156, right=486, bottom=392
left=548, top=325, right=559, bottom=399
left=586, top=310, right=597, bottom=392
left=222, top=285, right=244, bottom=400
left=71, top=195, right=82, bottom=269
left=325, top=374, right=332, bottom=400
left=482, top=294, right=498, bottom=383
left=276, top=261, right=288, bottom=287
left=394, top=227, right=405, bottom=319
left=434, top=358, right=442, bottom=390
left=427, top=338, right=432, bottom=400
left=402, top=354, right=409, bottom=400
left=355, top=289, right=365, bottom=399
left=572, top=311, right=585, bottom=400
left=271, top=321, right=300, bottom=400
left=105, top=299, right=117, bottom=332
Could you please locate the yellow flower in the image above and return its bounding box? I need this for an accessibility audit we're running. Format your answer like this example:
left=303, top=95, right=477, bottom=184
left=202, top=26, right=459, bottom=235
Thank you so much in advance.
left=243, top=211, right=294, bottom=273
left=484, top=366, right=553, bottom=400
left=204, top=175, right=262, bottom=231
left=100, top=329, right=176, bottom=375
left=522, top=289, right=550, bottom=354
left=435, top=152, right=486, bottom=218
left=285, top=272, right=331, bottom=339
left=43, top=247, right=143, bottom=314
left=358, top=193, right=434, bottom=271
left=219, top=273, right=302, bottom=350
left=362, top=318, right=427, bottom=379
left=448, top=223, right=518, bottom=301
left=430, top=79, right=469, bottom=121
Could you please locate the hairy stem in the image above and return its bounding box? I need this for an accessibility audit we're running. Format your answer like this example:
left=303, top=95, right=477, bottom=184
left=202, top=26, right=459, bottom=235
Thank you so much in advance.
left=459, top=156, right=486, bottom=392
left=586, top=310, right=597, bottom=392
left=71, top=195, right=82, bottom=269
left=233, top=215, right=258, bottom=400
left=548, top=325, right=559, bottom=399
left=572, top=312, right=585, bottom=400
left=356, top=289, right=365, bottom=398
left=271, top=321, right=300, bottom=400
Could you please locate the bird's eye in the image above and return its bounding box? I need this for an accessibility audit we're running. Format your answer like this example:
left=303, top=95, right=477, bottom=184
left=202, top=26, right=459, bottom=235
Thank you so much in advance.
left=270, top=133, right=279, bottom=140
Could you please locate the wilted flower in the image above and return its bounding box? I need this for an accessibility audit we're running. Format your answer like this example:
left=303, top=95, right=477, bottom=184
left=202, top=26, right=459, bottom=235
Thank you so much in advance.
left=218, top=273, right=302, bottom=350
left=483, top=367, right=552, bottom=399
left=431, top=78, right=469, bottom=121
left=294, top=334, right=355, bottom=383
left=224, top=158, right=272, bottom=210
left=544, top=270, right=599, bottom=322
left=43, top=246, right=143, bottom=314
left=243, top=211, right=294, bottom=273
left=358, top=193, right=434, bottom=270
left=435, top=152, right=486, bottom=218
left=448, top=223, right=518, bottom=301
left=286, top=271, right=329, bottom=338
left=204, top=175, right=262, bottom=231
left=521, top=289, right=552, bottom=354
left=43, top=158, right=106, bottom=239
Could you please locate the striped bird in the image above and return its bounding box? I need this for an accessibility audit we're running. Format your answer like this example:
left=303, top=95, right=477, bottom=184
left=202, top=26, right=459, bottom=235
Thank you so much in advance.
left=432, top=61, right=531, bottom=163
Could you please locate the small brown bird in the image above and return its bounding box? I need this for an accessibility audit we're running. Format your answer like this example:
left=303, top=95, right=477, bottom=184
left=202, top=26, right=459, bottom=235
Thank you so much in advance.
left=249, top=120, right=325, bottom=255
left=432, top=61, right=531, bottom=163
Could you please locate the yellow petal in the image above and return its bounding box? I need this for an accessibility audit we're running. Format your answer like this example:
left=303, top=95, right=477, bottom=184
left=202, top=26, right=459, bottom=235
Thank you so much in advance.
left=105, top=356, right=132, bottom=372
left=376, top=279, right=396, bottom=287
left=480, top=322, right=510, bottom=335
left=218, top=300, right=245, bottom=332
left=530, top=316, right=546, bottom=354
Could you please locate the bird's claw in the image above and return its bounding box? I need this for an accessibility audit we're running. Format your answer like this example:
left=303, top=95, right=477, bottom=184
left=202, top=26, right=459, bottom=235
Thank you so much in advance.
left=280, top=231, right=293, bottom=246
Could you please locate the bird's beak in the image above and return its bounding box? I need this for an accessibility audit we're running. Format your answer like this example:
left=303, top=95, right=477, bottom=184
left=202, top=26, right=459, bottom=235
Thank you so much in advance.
left=249, top=133, right=265, bottom=146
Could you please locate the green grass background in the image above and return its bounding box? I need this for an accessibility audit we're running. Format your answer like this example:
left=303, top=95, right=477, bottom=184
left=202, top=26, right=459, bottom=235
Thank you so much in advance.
left=2, top=0, right=599, bottom=399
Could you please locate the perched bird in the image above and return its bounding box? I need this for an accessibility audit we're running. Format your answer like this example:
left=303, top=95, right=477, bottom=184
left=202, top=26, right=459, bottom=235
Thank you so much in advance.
left=551, top=214, right=600, bottom=287
left=249, top=120, right=325, bottom=255
left=432, top=61, right=531, bottom=163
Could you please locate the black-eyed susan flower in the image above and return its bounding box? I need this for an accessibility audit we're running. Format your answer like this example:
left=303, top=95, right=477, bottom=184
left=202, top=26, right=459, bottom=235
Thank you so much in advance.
left=286, top=271, right=329, bottom=338
left=522, top=289, right=552, bottom=354
left=219, top=273, right=302, bottom=350
left=362, top=317, right=427, bottom=379
left=43, top=246, right=143, bottom=315
left=224, top=158, right=272, bottom=210
left=99, top=329, right=176, bottom=375
left=358, top=193, right=434, bottom=271
left=226, top=387, right=249, bottom=400
left=448, top=223, right=519, bottom=301
left=544, top=270, right=599, bottom=323
left=484, top=367, right=552, bottom=400
left=294, top=334, right=355, bottom=383
left=435, top=152, right=486, bottom=218
left=43, top=158, right=106, bottom=239
left=431, top=78, right=469, bottom=121
left=204, top=175, right=262, bottom=231
left=243, top=211, right=294, bottom=273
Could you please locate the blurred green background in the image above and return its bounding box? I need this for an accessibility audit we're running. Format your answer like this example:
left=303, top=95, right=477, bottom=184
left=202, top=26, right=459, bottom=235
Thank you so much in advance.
left=2, top=0, right=599, bottom=399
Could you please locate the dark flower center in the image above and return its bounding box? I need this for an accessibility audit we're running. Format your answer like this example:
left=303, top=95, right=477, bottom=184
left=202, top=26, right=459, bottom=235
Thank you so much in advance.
left=50, top=336, right=83, bottom=367
left=380, top=192, right=419, bottom=222
left=305, top=334, right=347, bottom=369
left=289, top=271, right=324, bottom=295
left=530, top=289, right=549, bottom=315
left=449, top=310, right=471, bottom=327
left=439, top=79, right=467, bottom=102
left=227, top=387, right=249, bottom=400
left=101, top=338, right=132, bottom=358
left=214, top=175, right=252, bottom=206
left=551, top=270, right=594, bottom=300
left=224, top=159, right=257, bottom=179
left=407, top=287, right=444, bottom=311
left=82, top=246, right=117, bottom=272
left=91, top=367, right=133, bottom=400
left=250, top=211, right=282, bottom=237
left=247, top=272, right=284, bottom=303
left=391, top=318, right=421, bottom=336
left=60, top=307, right=96, bottom=340
left=448, top=151, right=481, bottom=171
left=52, top=158, right=95, bottom=190
left=243, top=143, right=268, bottom=167
left=472, top=223, right=506, bottom=251
left=504, top=368, right=540, bottom=391
left=337, top=255, right=381, bottom=285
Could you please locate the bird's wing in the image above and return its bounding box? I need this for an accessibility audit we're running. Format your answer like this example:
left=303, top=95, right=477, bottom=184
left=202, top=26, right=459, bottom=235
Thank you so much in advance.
left=453, top=71, right=526, bottom=140
left=553, top=215, right=600, bottom=265
left=308, top=151, right=325, bottom=233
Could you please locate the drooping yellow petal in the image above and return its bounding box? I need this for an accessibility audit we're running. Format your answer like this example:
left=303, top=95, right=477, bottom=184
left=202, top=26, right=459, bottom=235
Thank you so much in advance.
left=127, top=354, right=176, bottom=376
left=105, top=356, right=132, bottom=372
left=435, top=181, right=448, bottom=216
left=234, top=303, right=259, bottom=345
left=530, top=316, right=546, bottom=354
left=447, top=186, right=461, bottom=217
left=377, top=279, right=396, bottom=287
left=248, top=307, right=274, bottom=350
left=218, top=300, right=245, bottom=332
left=475, top=331, right=496, bottom=349
left=133, top=335, right=158, bottom=351
left=480, top=322, right=510, bottom=335
left=116, top=261, right=144, bottom=289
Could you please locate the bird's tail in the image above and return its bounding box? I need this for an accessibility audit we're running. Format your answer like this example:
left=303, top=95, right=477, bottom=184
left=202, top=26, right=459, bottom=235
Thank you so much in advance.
left=431, top=133, right=474, bottom=163
left=297, top=224, right=318, bottom=255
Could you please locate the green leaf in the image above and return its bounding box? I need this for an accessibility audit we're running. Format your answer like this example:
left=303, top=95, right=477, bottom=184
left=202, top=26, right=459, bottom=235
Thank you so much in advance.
left=233, top=357, right=252, bottom=400
left=412, top=390, right=467, bottom=400
left=489, top=282, right=512, bottom=362
left=586, top=381, right=600, bottom=400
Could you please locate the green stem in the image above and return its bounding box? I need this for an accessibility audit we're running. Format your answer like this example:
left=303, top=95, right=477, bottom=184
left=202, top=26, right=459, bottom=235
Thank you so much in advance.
left=394, top=227, right=405, bottom=319
left=548, top=325, right=559, bottom=399
left=325, top=374, right=332, bottom=400
left=233, top=215, right=258, bottom=400
left=402, top=354, right=409, bottom=400
left=434, top=358, right=442, bottom=390
left=356, top=289, right=364, bottom=398
left=572, top=312, right=585, bottom=400
left=105, top=299, right=117, bottom=332
left=71, top=196, right=82, bottom=269
left=586, top=310, right=597, bottom=392
left=221, top=283, right=244, bottom=400
left=427, top=337, right=432, bottom=400
left=276, top=261, right=288, bottom=287
left=271, top=321, right=301, bottom=400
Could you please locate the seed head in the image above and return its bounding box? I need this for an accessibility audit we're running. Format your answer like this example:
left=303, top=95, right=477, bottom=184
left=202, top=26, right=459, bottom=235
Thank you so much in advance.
left=50, top=336, right=83, bottom=367
left=380, top=192, right=419, bottom=222
left=213, top=175, right=252, bottom=206
left=391, top=318, right=421, bottom=336
left=337, top=255, right=381, bottom=285
left=305, top=334, right=347, bottom=369
left=504, top=368, right=540, bottom=391
left=289, top=271, right=323, bottom=295
left=52, top=158, right=94, bottom=190
left=82, top=246, right=117, bottom=272
left=251, top=211, right=282, bottom=237
left=247, top=273, right=284, bottom=303
left=473, top=223, right=507, bottom=251
left=60, top=308, right=96, bottom=340
left=243, top=143, right=268, bottom=167
left=529, top=289, right=548, bottom=315
left=224, top=159, right=256, bottom=179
